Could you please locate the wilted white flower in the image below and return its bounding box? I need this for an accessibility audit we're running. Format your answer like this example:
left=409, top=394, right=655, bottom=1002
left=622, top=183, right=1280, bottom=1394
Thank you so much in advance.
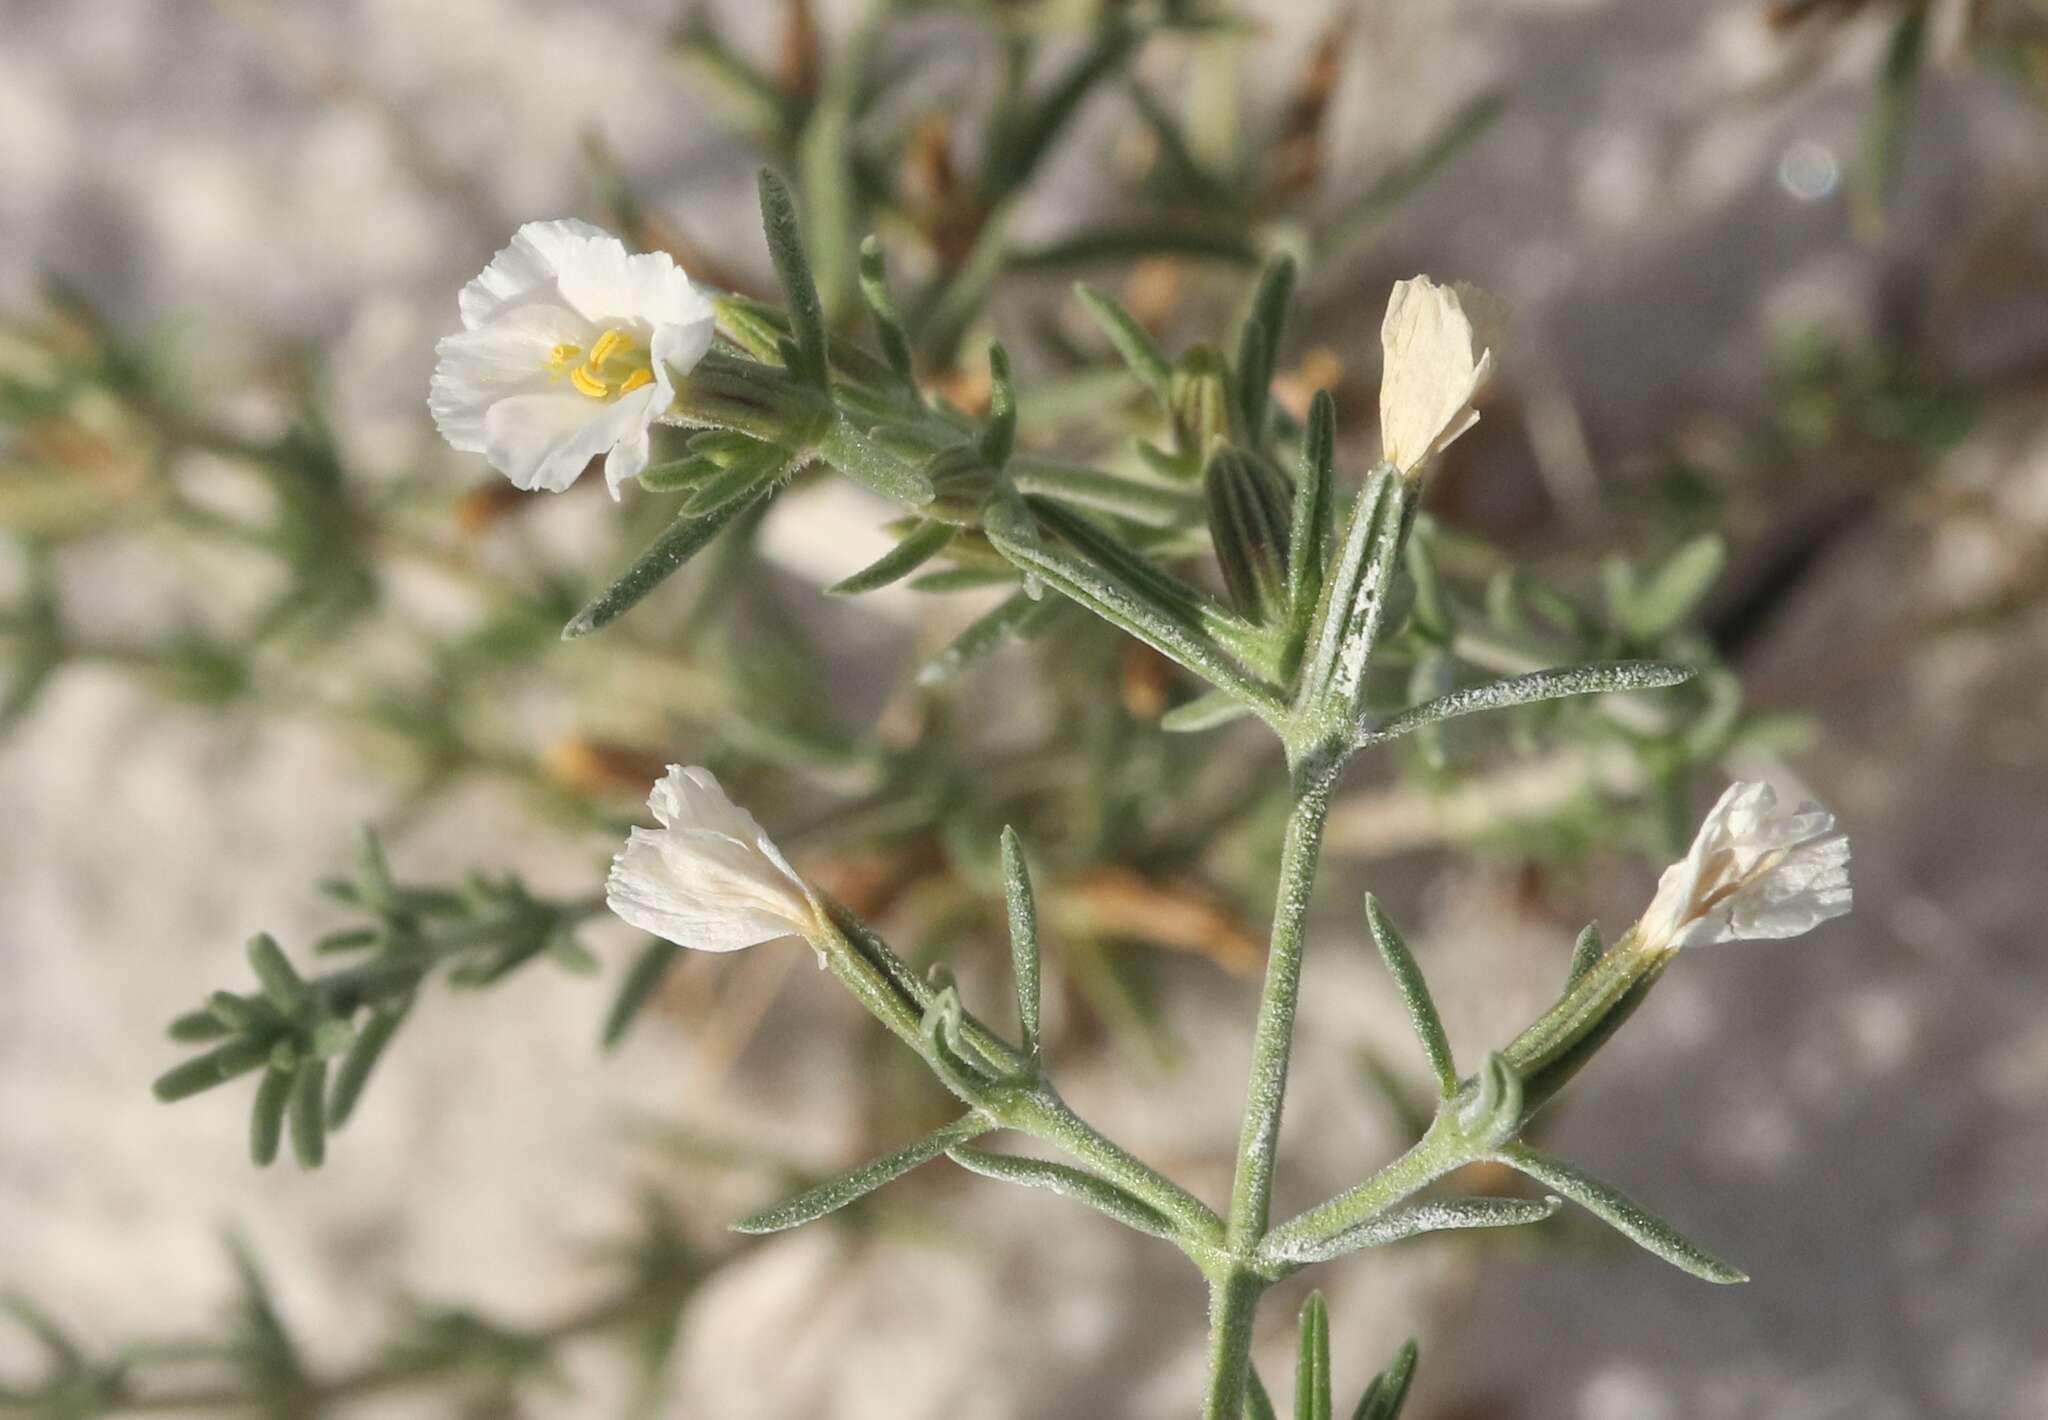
left=1378, top=276, right=1500, bottom=476
left=1636, top=780, right=1852, bottom=953
left=429, top=220, right=716, bottom=497
left=606, top=765, right=821, bottom=953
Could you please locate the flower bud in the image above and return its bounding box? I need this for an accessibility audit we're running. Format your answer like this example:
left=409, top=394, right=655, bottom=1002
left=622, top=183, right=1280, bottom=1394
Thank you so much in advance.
left=1505, top=780, right=1851, bottom=1112
left=1377, top=276, right=1500, bottom=478
left=1168, top=344, right=1236, bottom=463
left=1203, top=445, right=1294, bottom=622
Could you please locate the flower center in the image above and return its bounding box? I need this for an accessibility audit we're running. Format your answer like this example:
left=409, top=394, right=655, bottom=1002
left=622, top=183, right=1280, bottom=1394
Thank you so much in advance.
left=545, top=328, right=655, bottom=401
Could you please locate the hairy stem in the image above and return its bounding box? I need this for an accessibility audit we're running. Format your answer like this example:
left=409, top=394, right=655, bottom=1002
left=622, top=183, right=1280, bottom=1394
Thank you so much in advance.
left=1224, top=761, right=1338, bottom=1245
left=1203, top=757, right=1340, bottom=1419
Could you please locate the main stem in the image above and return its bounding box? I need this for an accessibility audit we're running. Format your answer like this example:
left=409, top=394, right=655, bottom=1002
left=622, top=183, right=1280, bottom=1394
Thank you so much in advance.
left=1203, top=756, right=1339, bottom=1420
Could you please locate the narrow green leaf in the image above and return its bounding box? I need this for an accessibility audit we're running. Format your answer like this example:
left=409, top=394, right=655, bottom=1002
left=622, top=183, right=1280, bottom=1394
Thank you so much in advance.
left=731, top=1115, right=992, bottom=1234
left=916, top=589, right=1064, bottom=686
left=288, top=1058, right=328, bottom=1169
left=1298, top=468, right=1407, bottom=723
left=681, top=446, right=785, bottom=520
left=857, top=236, right=916, bottom=387
left=755, top=169, right=828, bottom=386
left=1404, top=527, right=1452, bottom=644
left=602, top=939, right=681, bottom=1052
left=1320, top=86, right=1505, bottom=260
left=1361, top=660, right=1697, bottom=746
left=1237, top=255, right=1295, bottom=438
left=999, top=827, right=1041, bottom=1059
left=169, top=1009, right=233, bottom=1043
left=563, top=485, right=772, bottom=638
left=989, top=497, right=1279, bottom=715
left=946, top=1145, right=1177, bottom=1240
left=249, top=1067, right=293, bottom=1167
left=1363, top=896, right=1457, bottom=1098
left=1265, top=1195, right=1560, bottom=1268
left=814, top=414, right=937, bottom=506
left=982, top=23, right=1138, bottom=198
left=1566, top=922, right=1605, bottom=988
left=1284, top=390, right=1337, bottom=660
left=1624, top=535, right=1725, bottom=641
left=1498, top=1145, right=1748, bottom=1283
left=1075, top=284, right=1173, bottom=401
left=1294, top=1290, right=1331, bottom=1420
left=246, top=934, right=307, bottom=1018
left=827, top=521, right=956, bottom=596
left=206, top=990, right=265, bottom=1032
left=1160, top=689, right=1253, bottom=734
left=328, top=1003, right=407, bottom=1128
left=797, top=105, right=855, bottom=323
left=1351, top=1340, right=1419, bottom=1420
left=153, top=1036, right=272, bottom=1102
left=982, top=343, right=1018, bottom=470
left=1855, top=1, right=1930, bottom=237
left=1008, top=459, right=1201, bottom=529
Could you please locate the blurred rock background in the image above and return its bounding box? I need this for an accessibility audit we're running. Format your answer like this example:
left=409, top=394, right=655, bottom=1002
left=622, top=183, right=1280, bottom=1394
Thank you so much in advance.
left=3, top=1, right=2046, bottom=1417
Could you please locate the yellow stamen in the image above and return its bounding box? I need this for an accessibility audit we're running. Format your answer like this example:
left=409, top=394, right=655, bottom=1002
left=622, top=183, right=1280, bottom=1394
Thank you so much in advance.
left=570, top=366, right=611, bottom=399
left=589, top=328, right=632, bottom=366
left=617, top=366, right=655, bottom=394
left=547, top=342, right=583, bottom=368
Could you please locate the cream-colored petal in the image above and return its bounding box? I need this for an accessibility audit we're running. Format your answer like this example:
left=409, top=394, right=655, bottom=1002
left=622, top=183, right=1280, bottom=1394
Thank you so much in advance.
left=1378, top=276, right=1498, bottom=475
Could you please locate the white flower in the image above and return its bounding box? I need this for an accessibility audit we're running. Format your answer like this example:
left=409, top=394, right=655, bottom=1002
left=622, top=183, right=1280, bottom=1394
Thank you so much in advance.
left=1378, top=276, right=1500, bottom=476
left=606, top=765, right=822, bottom=953
left=1636, top=780, right=1852, bottom=953
left=429, top=220, right=716, bottom=497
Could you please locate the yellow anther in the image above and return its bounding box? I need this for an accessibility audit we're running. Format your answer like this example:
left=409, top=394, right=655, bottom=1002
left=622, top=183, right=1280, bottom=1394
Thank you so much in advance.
left=617, top=366, right=655, bottom=394
left=570, top=366, right=611, bottom=399
left=547, top=342, right=583, bottom=368
left=589, top=328, right=633, bottom=366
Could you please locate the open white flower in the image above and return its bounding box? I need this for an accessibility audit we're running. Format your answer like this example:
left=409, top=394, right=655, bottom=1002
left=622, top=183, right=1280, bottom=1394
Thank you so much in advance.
left=1636, top=780, right=1852, bottom=953
left=1378, top=276, right=1500, bottom=476
left=606, top=765, right=822, bottom=953
left=429, top=220, right=716, bottom=497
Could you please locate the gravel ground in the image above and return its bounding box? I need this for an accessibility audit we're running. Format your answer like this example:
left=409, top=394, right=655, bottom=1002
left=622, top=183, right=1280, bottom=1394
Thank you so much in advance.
left=3, top=1, right=2045, bottom=1417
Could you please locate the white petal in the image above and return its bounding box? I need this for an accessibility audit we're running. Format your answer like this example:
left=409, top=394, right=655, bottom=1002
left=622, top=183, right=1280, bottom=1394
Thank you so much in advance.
left=1378, top=276, right=1498, bottom=475
left=428, top=304, right=592, bottom=454
left=483, top=387, right=657, bottom=493
left=1644, top=780, right=1853, bottom=951
left=458, top=219, right=612, bottom=328
left=602, top=351, right=682, bottom=498
left=606, top=766, right=819, bottom=954
left=652, top=315, right=715, bottom=384
left=551, top=236, right=715, bottom=333
left=607, top=832, right=808, bottom=952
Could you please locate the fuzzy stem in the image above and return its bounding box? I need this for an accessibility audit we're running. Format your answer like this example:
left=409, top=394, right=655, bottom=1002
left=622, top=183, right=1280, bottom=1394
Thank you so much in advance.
left=1202, top=758, right=1340, bottom=1419
left=1223, top=761, right=1338, bottom=1245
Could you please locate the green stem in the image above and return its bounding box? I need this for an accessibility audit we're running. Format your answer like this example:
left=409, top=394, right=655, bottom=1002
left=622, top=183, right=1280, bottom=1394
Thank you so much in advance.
left=1201, top=1268, right=1266, bottom=1420
left=1223, top=762, right=1338, bottom=1246
left=1202, top=758, right=1340, bottom=1420
left=1257, top=1112, right=1467, bottom=1266
left=819, top=900, right=1223, bottom=1250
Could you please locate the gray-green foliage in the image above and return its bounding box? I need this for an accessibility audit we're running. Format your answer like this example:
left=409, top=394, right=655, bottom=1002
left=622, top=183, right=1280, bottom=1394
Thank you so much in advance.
left=0, top=4, right=1841, bottom=1416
